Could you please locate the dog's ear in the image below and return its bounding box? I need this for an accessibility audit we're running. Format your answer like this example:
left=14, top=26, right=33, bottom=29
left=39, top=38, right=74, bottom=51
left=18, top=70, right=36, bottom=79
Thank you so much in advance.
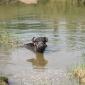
left=44, top=37, right=48, bottom=42
left=32, top=37, right=36, bottom=42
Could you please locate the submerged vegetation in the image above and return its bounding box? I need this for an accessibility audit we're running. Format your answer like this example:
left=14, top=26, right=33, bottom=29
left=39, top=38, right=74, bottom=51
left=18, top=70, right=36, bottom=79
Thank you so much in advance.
left=0, top=31, right=18, bottom=48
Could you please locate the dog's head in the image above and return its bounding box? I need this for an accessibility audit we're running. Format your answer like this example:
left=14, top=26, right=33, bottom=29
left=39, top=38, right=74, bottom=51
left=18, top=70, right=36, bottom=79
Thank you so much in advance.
left=32, top=37, right=48, bottom=52
left=32, top=37, right=48, bottom=43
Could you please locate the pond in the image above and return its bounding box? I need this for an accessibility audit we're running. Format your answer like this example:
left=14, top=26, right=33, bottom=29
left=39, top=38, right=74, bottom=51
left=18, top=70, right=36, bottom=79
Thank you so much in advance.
left=0, top=18, right=85, bottom=85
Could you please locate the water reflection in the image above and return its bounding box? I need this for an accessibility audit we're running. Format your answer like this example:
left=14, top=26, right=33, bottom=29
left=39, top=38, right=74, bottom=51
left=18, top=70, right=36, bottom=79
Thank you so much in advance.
left=0, top=19, right=85, bottom=85
left=27, top=52, right=48, bottom=69
left=0, top=48, right=10, bottom=74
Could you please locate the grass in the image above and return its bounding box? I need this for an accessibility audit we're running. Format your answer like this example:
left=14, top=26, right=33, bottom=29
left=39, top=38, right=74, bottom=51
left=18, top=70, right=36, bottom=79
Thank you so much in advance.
left=0, top=76, right=8, bottom=85
left=0, top=1, right=85, bottom=21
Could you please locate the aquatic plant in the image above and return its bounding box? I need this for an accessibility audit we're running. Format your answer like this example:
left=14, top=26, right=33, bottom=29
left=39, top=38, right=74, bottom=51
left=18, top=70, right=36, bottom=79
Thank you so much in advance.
left=0, top=0, right=85, bottom=20
left=0, top=76, right=8, bottom=85
left=0, top=31, right=18, bottom=48
left=73, top=66, right=85, bottom=84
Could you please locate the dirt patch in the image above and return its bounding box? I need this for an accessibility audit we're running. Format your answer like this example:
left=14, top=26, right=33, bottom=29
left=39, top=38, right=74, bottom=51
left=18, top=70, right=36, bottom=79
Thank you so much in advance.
left=19, top=0, right=38, bottom=4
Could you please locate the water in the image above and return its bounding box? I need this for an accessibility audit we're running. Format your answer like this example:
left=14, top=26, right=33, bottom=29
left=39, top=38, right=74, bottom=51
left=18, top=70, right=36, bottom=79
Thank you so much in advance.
left=0, top=19, right=85, bottom=85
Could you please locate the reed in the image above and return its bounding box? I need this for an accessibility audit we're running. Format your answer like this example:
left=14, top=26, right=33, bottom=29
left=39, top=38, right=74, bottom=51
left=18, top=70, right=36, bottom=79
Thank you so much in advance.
left=0, top=0, right=85, bottom=20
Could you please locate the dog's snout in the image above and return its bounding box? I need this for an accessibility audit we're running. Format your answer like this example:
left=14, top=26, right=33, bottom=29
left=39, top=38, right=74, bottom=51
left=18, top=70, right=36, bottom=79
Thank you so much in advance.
left=36, top=42, right=46, bottom=52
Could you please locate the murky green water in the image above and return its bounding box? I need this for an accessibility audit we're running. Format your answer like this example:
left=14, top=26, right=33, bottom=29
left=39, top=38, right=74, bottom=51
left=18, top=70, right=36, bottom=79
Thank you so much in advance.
left=0, top=18, right=85, bottom=85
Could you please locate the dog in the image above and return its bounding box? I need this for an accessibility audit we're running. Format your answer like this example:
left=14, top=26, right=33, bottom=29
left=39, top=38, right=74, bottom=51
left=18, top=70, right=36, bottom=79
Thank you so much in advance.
left=25, top=37, right=48, bottom=53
